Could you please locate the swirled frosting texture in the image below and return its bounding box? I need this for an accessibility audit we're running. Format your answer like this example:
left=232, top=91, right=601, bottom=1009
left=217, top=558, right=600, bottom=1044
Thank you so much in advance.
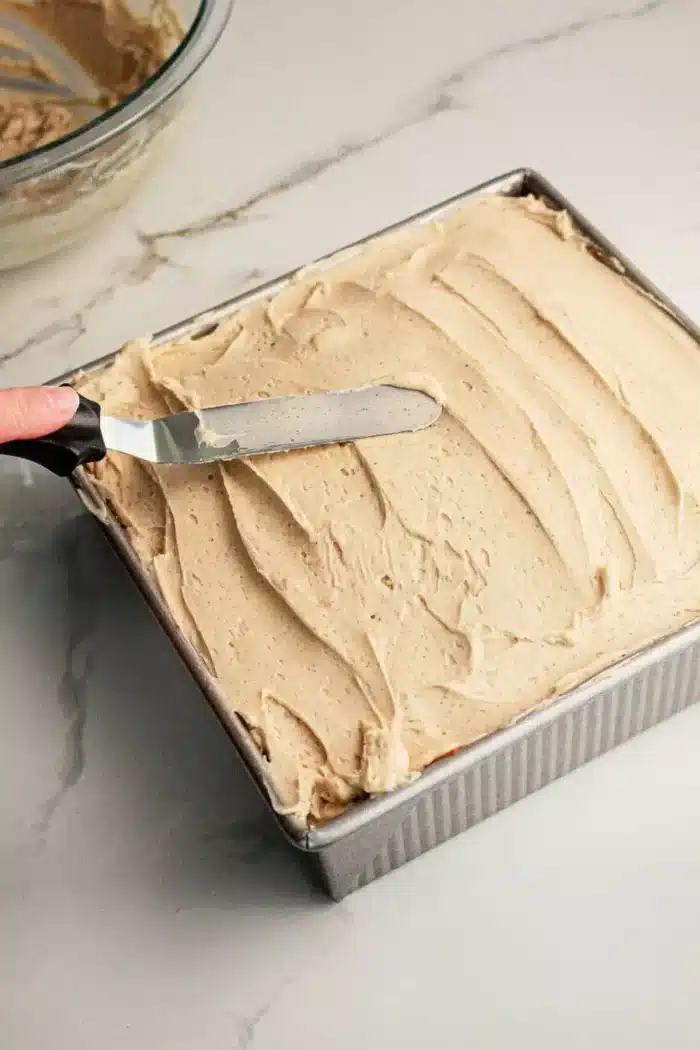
left=77, top=194, right=700, bottom=823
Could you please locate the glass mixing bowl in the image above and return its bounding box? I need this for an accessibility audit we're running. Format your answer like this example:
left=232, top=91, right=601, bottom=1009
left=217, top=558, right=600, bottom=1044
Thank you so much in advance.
left=0, top=0, right=233, bottom=269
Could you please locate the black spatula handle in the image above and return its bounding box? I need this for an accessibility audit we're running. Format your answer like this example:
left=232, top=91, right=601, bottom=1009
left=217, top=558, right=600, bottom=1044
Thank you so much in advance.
left=0, top=392, right=107, bottom=477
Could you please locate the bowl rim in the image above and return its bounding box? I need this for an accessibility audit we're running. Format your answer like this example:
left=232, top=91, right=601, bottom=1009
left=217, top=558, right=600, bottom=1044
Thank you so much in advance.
left=0, top=0, right=234, bottom=186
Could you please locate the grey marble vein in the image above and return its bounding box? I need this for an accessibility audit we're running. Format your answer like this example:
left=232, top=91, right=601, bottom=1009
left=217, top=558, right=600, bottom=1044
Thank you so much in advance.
left=0, top=261, right=261, bottom=371
left=140, top=0, right=668, bottom=250
left=34, top=630, right=92, bottom=841
left=0, top=234, right=185, bottom=368
left=34, top=521, right=98, bottom=843
left=0, top=310, right=89, bottom=367
left=230, top=905, right=354, bottom=1048
left=0, top=0, right=670, bottom=372
left=234, top=998, right=276, bottom=1050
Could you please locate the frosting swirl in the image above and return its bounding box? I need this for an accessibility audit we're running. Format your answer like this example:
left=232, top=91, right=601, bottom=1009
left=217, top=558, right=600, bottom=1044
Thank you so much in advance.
left=78, top=195, right=700, bottom=823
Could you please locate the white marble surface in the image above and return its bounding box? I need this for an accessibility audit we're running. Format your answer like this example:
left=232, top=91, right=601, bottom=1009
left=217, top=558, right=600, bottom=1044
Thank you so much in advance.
left=3, top=0, right=700, bottom=1046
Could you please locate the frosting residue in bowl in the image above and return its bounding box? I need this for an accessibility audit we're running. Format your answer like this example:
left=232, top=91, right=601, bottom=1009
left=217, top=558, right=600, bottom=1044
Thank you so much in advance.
left=0, top=0, right=180, bottom=162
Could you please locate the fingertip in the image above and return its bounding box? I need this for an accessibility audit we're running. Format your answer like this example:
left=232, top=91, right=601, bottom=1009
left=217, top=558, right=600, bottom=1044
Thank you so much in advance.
left=0, top=385, right=80, bottom=442
left=45, top=385, right=79, bottom=421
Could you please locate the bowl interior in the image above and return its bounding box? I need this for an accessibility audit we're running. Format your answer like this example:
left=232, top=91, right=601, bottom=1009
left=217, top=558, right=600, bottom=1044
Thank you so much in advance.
left=0, top=0, right=211, bottom=178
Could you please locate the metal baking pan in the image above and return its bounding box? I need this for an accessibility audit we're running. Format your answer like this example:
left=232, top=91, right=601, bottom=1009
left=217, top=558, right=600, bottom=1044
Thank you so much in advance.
left=68, top=168, right=700, bottom=899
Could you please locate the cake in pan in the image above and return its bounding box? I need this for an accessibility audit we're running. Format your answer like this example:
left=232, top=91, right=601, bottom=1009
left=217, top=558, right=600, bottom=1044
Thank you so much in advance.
left=77, top=194, right=700, bottom=824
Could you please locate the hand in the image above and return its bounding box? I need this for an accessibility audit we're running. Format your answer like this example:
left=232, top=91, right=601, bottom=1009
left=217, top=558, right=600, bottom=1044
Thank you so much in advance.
left=0, top=386, right=79, bottom=443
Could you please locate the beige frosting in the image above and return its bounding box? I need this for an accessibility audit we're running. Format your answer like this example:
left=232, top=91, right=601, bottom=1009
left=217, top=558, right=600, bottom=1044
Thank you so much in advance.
left=0, top=94, right=78, bottom=161
left=0, top=0, right=178, bottom=162
left=76, top=194, right=700, bottom=824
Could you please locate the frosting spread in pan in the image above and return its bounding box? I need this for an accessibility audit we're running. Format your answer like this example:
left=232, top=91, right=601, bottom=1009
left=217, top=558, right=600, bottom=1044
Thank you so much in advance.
left=77, top=194, right=700, bottom=823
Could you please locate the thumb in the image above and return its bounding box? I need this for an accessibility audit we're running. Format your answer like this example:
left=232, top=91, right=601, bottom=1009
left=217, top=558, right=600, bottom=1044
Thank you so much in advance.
left=0, top=386, right=79, bottom=443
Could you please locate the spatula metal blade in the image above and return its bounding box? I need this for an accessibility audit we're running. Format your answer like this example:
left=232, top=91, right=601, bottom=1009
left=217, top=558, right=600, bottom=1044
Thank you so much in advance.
left=100, top=385, right=441, bottom=466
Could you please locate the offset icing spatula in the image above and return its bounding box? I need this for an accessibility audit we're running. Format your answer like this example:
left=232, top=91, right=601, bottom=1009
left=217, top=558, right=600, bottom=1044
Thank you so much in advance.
left=0, top=386, right=442, bottom=477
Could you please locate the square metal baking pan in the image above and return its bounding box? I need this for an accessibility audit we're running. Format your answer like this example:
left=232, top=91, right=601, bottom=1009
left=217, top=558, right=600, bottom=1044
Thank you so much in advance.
left=68, top=168, right=700, bottom=899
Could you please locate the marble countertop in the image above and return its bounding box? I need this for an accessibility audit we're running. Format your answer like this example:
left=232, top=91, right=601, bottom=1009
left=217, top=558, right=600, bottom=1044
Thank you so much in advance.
left=3, top=0, right=700, bottom=1046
